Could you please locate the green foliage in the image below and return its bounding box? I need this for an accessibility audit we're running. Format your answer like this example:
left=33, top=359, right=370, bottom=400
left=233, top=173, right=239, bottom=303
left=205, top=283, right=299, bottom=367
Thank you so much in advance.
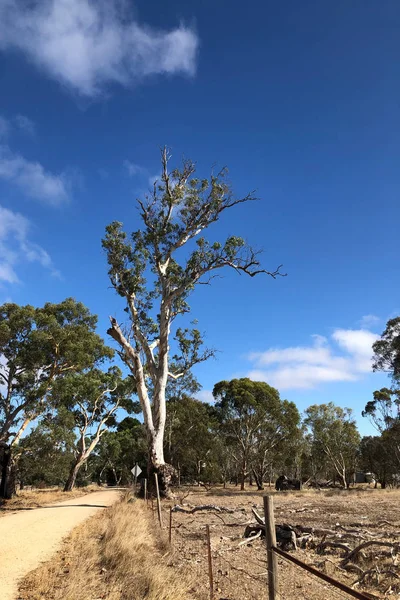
left=213, top=378, right=300, bottom=488
left=304, top=402, right=360, bottom=486
left=94, top=417, right=147, bottom=485
left=18, top=415, right=76, bottom=487
left=102, top=150, right=283, bottom=483
left=359, top=436, right=392, bottom=487
left=363, top=387, right=400, bottom=432
left=373, top=316, right=400, bottom=383
left=0, top=298, right=112, bottom=445
left=165, top=396, right=218, bottom=483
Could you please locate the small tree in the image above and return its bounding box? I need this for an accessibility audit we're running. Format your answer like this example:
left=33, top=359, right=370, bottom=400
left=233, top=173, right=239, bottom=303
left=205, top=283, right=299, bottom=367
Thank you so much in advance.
left=102, top=149, right=283, bottom=495
left=0, top=299, right=111, bottom=498
left=49, top=367, right=138, bottom=491
left=304, top=403, right=360, bottom=488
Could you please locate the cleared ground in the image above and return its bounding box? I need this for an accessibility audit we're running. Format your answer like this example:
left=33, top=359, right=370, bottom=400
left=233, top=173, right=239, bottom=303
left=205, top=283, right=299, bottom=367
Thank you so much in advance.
left=166, top=485, right=400, bottom=600
left=0, top=488, right=121, bottom=600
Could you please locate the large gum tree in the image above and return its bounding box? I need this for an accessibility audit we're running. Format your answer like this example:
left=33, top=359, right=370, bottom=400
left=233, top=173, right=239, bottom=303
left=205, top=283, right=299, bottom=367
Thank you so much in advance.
left=103, top=149, right=283, bottom=496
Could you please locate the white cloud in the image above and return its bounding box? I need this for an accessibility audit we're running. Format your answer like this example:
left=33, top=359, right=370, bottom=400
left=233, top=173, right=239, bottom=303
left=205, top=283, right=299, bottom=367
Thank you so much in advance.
left=0, top=205, right=58, bottom=284
left=0, top=0, right=199, bottom=97
left=247, top=327, right=379, bottom=390
left=196, top=389, right=214, bottom=404
left=123, top=161, right=147, bottom=177
left=359, top=314, right=380, bottom=329
left=15, top=114, right=35, bottom=136
left=0, top=145, right=69, bottom=205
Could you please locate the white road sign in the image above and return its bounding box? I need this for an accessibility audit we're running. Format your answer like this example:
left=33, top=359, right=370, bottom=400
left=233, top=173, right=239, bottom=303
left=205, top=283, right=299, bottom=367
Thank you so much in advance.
left=131, top=464, right=142, bottom=478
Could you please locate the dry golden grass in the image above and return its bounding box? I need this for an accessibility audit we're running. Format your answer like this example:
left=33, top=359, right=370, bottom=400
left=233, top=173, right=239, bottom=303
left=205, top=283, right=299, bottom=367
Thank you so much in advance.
left=19, top=495, right=194, bottom=600
left=0, top=485, right=99, bottom=514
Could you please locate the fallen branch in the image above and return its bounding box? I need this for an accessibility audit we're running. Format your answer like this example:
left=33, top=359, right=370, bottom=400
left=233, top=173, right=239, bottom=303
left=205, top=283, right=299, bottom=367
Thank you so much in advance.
left=342, top=541, right=400, bottom=566
left=172, top=504, right=235, bottom=514
left=239, top=530, right=262, bottom=546
left=317, top=541, right=352, bottom=555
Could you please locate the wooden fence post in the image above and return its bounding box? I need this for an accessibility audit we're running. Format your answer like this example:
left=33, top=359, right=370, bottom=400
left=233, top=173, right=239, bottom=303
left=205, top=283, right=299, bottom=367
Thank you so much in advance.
left=154, top=473, right=163, bottom=528
left=169, top=507, right=173, bottom=544
left=206, top=524, right=214, bottom=600
left=263, top=495, right=278, bottom=600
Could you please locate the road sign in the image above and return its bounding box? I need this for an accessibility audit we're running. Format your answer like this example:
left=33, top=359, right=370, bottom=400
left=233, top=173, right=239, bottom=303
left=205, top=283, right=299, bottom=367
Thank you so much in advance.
left=131, top=464, right=142, bottom=478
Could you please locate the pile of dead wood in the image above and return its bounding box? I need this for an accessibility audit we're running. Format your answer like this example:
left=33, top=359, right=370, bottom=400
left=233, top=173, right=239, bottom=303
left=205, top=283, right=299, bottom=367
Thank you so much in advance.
left=244, top=510, right=400, bottom=593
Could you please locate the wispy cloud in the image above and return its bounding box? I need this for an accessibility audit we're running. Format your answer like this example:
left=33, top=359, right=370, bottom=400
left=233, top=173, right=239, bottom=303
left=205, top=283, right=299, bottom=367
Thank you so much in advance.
left=247, top=327, right=379, bottom=390
left=0, top=145, right=70, bottom=205
left=0, top=0, right=199, bottom=97
left=15, top=114, right=35, bottom=136
left=359, top=314, right=380, bottom=329
left=196, top=389, right=215, bottom=404
left=0, top=205, right=59, bottom=284
left=124, top=159, right=161, bottom=191
left=123, top=161, right=147, bottom=178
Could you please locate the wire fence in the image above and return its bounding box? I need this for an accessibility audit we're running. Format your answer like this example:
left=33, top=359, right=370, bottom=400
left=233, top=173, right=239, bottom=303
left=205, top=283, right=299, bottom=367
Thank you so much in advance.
left=145, top=489, right=378, bottom=600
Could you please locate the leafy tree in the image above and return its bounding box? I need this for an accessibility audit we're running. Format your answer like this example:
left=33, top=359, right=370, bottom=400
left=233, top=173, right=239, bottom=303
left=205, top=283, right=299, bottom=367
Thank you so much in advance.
left=213, top=378, right=297, bottom=490
left=359, top=436, right=392, bottom=488
left=49, top=367, right=138, bottom=491
left=0, top=299, right=111, bottom=498
left=373, top=317, right=400, bottom=383
left=363, top=387, right=400, bottom=432
left=95, top=417, right=147, bottom=486
left=102, top=149, right=283, bottom=495
left=18, top=413, right=76, bottom=488
left=165, top=396, right=217, bottom=485
left=304, top=403, right=360, bottom=488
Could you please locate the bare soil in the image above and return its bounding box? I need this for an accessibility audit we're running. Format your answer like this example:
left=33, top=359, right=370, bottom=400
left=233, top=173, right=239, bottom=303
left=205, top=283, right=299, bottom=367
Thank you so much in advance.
left=165, top=485, right=400, bottom=600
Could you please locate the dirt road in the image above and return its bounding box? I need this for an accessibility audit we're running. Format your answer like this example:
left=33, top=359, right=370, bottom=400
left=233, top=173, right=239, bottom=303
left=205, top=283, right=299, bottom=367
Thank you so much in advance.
left=0, top=488, right=121, bottom=600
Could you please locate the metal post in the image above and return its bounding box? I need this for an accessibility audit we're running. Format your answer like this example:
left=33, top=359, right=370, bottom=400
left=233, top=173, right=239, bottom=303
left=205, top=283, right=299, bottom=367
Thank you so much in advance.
left=169, top=507, right=173, bottom=544
left=144, top=478, right=147, bottom=504
left=263, top=495, right=278, bottom=600
left=206, top=524, right=214, bottom=600
left=154, top=473, right=163, bottom=528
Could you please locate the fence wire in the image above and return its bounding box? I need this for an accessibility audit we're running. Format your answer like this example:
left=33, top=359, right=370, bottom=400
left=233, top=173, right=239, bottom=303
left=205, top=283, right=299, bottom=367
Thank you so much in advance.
left=147, top=501, right=373, bottom=600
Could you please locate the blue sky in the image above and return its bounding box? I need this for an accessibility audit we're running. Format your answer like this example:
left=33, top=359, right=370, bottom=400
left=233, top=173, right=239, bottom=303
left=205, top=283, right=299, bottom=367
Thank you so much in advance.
left=0, top=0, right=399, bottom=435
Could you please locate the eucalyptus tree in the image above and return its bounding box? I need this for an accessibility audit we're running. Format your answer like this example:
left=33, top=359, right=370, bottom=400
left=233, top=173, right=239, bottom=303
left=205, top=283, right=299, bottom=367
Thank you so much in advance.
left=0, top=299, right=111, bottom=498
left=102, top=149, right=283, bottom=495
left=49, top=367, right=138, bottom=491
left=304, top=403, right=360, bottom=488
left=213, top=378, right=297, bottom=490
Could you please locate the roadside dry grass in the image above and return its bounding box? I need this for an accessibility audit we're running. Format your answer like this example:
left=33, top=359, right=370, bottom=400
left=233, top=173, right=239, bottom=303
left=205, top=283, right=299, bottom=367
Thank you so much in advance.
left=0, top=485, right=99, bottom=514
left=18, top=494, right=196, bottom=600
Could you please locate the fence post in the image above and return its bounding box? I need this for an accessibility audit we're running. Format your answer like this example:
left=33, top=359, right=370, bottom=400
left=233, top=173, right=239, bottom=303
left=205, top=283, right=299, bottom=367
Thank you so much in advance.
left=144, top=478, right=147, bottom=504
left=263, top=495, right=278, bottom=600
left=169, top=507, right=173, bottom=544
left=206, top=524, right=214, bottom=600
left=154, top=473, right=163, bottom=528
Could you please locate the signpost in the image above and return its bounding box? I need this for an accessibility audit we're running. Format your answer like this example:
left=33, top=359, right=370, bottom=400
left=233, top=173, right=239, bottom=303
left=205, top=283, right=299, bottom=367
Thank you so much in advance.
left=131, top=464, right=142, bottom=493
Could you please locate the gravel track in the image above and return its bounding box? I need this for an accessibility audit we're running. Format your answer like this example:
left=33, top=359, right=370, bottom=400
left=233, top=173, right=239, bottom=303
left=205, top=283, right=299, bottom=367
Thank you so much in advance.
left=0, top=489, right=121, bottom=600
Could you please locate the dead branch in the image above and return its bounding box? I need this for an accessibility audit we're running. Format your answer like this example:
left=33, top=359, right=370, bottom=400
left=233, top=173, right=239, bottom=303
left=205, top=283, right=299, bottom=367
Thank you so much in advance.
left=317, top=540, right=352, bottom=555
left=172, top=504, right=235, bottom=514
left=239, top=530, right=262, bottom=546
left=342, top=541, right=400, bottom=566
